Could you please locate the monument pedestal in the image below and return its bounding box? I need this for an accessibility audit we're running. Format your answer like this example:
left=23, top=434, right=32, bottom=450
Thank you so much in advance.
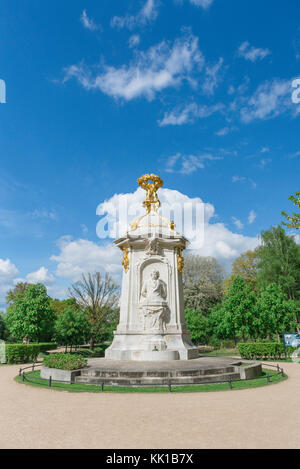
left=105, top=174, right=199, bottom=362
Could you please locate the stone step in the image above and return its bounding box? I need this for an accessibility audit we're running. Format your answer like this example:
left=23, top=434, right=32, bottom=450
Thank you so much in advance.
left=74, top=371, right=240, bottom=386
left=79, top=366, right=236, bottom=379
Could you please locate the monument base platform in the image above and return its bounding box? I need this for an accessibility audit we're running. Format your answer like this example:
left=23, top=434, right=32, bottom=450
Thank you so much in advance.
left=105, top=331, right=199, bottom=361
left=74, top=357, right=263, bottom=386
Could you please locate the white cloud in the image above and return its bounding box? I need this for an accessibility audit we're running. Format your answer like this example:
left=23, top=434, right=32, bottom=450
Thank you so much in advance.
left=63, top=30, right=204, bottom=101
left=240, top=78, right=297, bottom=123
left=289, top=150, right=300, bottom=159
left=129, top=34, right=140, bottom=48
left=51, top=237, right=122, bottom=281
left=237, top=41, right=270, bottom=62
left=49, top=188, right=259, bottom=280
left=0, top=258, right=19, bottom=281
left=166, top=153, right=223, bottom=174
left=80, top=9, right=99, bottom=31
left=158, top=102, right=223, bottom=126
left=111, top=0, right=159, bottom=29
left=81, top=224, right=89, bottom=236
left=248, top=210, right=256, bottom=224
left=232, top=217, right=244, bottom=230
left=232, top=175, right=257, bottom=189
left=26, top=267, right=55, bottom=285
left=261, top=147, right=270, bottom=153
left=95, top=188, right=258, bottom=270
left=259, top=158, right=271, bottom=169
left=187, top=0, right=214, bottom=9
left=0, top=258, right=19, bottom=304
left=30, top=209, right=57, bottom=221
left=202, top=58, right=224, bottom=95
left=215, top=126, right=238, bottom=136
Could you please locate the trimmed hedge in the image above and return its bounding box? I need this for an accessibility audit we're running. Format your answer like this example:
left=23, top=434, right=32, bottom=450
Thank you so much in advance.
left=70, top=347, right=106, bottom=358
left=5, top=344, right=40, bottom=364
left=4, top=343, right=58, bottom=364
left=30, top=343, right=58, bottom=353
left=238, top=342, right=297, bottom=360
left=43, top=353, right=87, bottom=370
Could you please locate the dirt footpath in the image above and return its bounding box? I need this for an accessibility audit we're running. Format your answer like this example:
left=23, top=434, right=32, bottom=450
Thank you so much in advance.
left=0, top=362, right=299, bottom=449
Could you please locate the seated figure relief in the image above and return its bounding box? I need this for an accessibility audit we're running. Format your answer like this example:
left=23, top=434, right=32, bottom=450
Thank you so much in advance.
left=140, top=270, right=168, bottom=331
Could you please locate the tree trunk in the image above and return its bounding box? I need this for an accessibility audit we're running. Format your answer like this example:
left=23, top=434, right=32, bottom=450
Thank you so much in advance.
left=90, top=337, right=95, bottom=351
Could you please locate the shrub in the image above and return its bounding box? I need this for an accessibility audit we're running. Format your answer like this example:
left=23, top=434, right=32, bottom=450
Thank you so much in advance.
left=5, top=344, right=40, bottom=364
left=69, top=346, right=106, bottom=358
left=238, top=342, right=297, bottom=360
left=220, top=340, right=236, bottom=349
left=43, top=353, right=87, bottom=370
left=30, top=343, right=58, bottom=353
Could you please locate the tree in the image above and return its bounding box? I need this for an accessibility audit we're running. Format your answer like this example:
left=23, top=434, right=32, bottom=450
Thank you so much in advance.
left=185, top=309, right=209, bottom=345
left=256, top=283, right=298, bottom=340
left=6, top=282, right=29, bottom=304
left=183, top=254, right=225, bottom=314
left=0, top=314, right=6, bottom=340
left=210, top=277, right=257, bottom=343
left=5, top=283, right=56, bottom=342
left=54, top=308, right=91, bottom=351
left=68, top=272, right=119, bottom=349
left=281, top=191, right=300, bottom=230
left=183, top=254, right=226, bottom=286
left=50, top=298, right=79, bottom=317
left=256, top=226, right=300, bottom=301
left=94, top=307, right=120, bottom=343
left=224, top=250, right=258, bottom=293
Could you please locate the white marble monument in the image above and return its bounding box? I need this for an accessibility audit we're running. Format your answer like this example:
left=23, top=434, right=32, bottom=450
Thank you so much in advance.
left=105, top=174, right=199, bottom=361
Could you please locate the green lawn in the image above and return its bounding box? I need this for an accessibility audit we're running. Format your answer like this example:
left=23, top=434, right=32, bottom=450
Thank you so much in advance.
left=202, top=349, right=296, bottom=362
left=15, top=369, right=287, bottom=393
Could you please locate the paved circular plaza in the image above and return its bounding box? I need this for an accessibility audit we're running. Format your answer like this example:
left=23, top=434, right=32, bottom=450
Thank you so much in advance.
left=0, top=362, right=299, bottom=449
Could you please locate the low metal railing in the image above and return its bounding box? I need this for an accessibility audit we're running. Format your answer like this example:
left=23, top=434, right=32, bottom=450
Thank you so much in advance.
left=18, top=361, right=285, bottom=393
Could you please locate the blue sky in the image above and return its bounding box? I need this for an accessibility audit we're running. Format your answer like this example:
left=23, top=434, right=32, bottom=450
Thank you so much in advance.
left=0, top=0, right=299, bottom=306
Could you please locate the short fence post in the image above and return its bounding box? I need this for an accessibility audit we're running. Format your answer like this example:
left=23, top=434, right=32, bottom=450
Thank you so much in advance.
left=277, top=364, right=280, bottom=372
left=281, top=369, right=284, bottom=377
left=101, top=382, right=104, bottom=393
left=267, top=375, right=271, bottom=384
left=19, top=368, right=22, bottom=377
left=32, top=363, right=35, bottom=372
left=228, top=376, right=232, bottom=390
left=48, top=376, right=52, bottom=387
left=22, top=372, right=25, bottom=382
left=168, top=381, right=172, bottom=393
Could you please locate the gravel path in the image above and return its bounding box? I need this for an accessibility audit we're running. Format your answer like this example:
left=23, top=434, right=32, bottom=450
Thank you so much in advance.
left=0, top=362, right=299, bottom=449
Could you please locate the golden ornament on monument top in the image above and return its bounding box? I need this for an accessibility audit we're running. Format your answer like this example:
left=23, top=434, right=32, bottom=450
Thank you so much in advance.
left=137, top=173, right=164, bottom=213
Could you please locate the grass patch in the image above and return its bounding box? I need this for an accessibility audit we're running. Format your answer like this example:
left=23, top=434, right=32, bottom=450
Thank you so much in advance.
left=202, top=349, right=296, bottom=363
left=15, top=369, right=287, bottom=394
left=202, top=349, right=239, bottom=357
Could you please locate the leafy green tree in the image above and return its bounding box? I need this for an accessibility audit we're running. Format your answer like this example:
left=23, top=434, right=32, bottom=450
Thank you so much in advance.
left=6, top=282, right=29, bottom=304
left=281, top=191, right=300, bottom=230
left=183, top=254, right=225, bottom=314
left=256, top=226, right=300, bottom=301
left=94, top=307, right=120, bottom=343
left=54, top=308, right=91, bottom=350
left=256, top=283, right=298, bottom=339
left=210, top=277, right=257, bottom=343
left=5, top=283, right=56, bottom=342
left=0, top=313, right=6, bottom=340
left=183, top=254, right=226, bottom=286
left=69, top=272, right=119, bottom=349
left=185, top=309, right=209, bottom=345
left=224, top=250, right=258, bottom=293
left=50, top=298, right=80, bottom=317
